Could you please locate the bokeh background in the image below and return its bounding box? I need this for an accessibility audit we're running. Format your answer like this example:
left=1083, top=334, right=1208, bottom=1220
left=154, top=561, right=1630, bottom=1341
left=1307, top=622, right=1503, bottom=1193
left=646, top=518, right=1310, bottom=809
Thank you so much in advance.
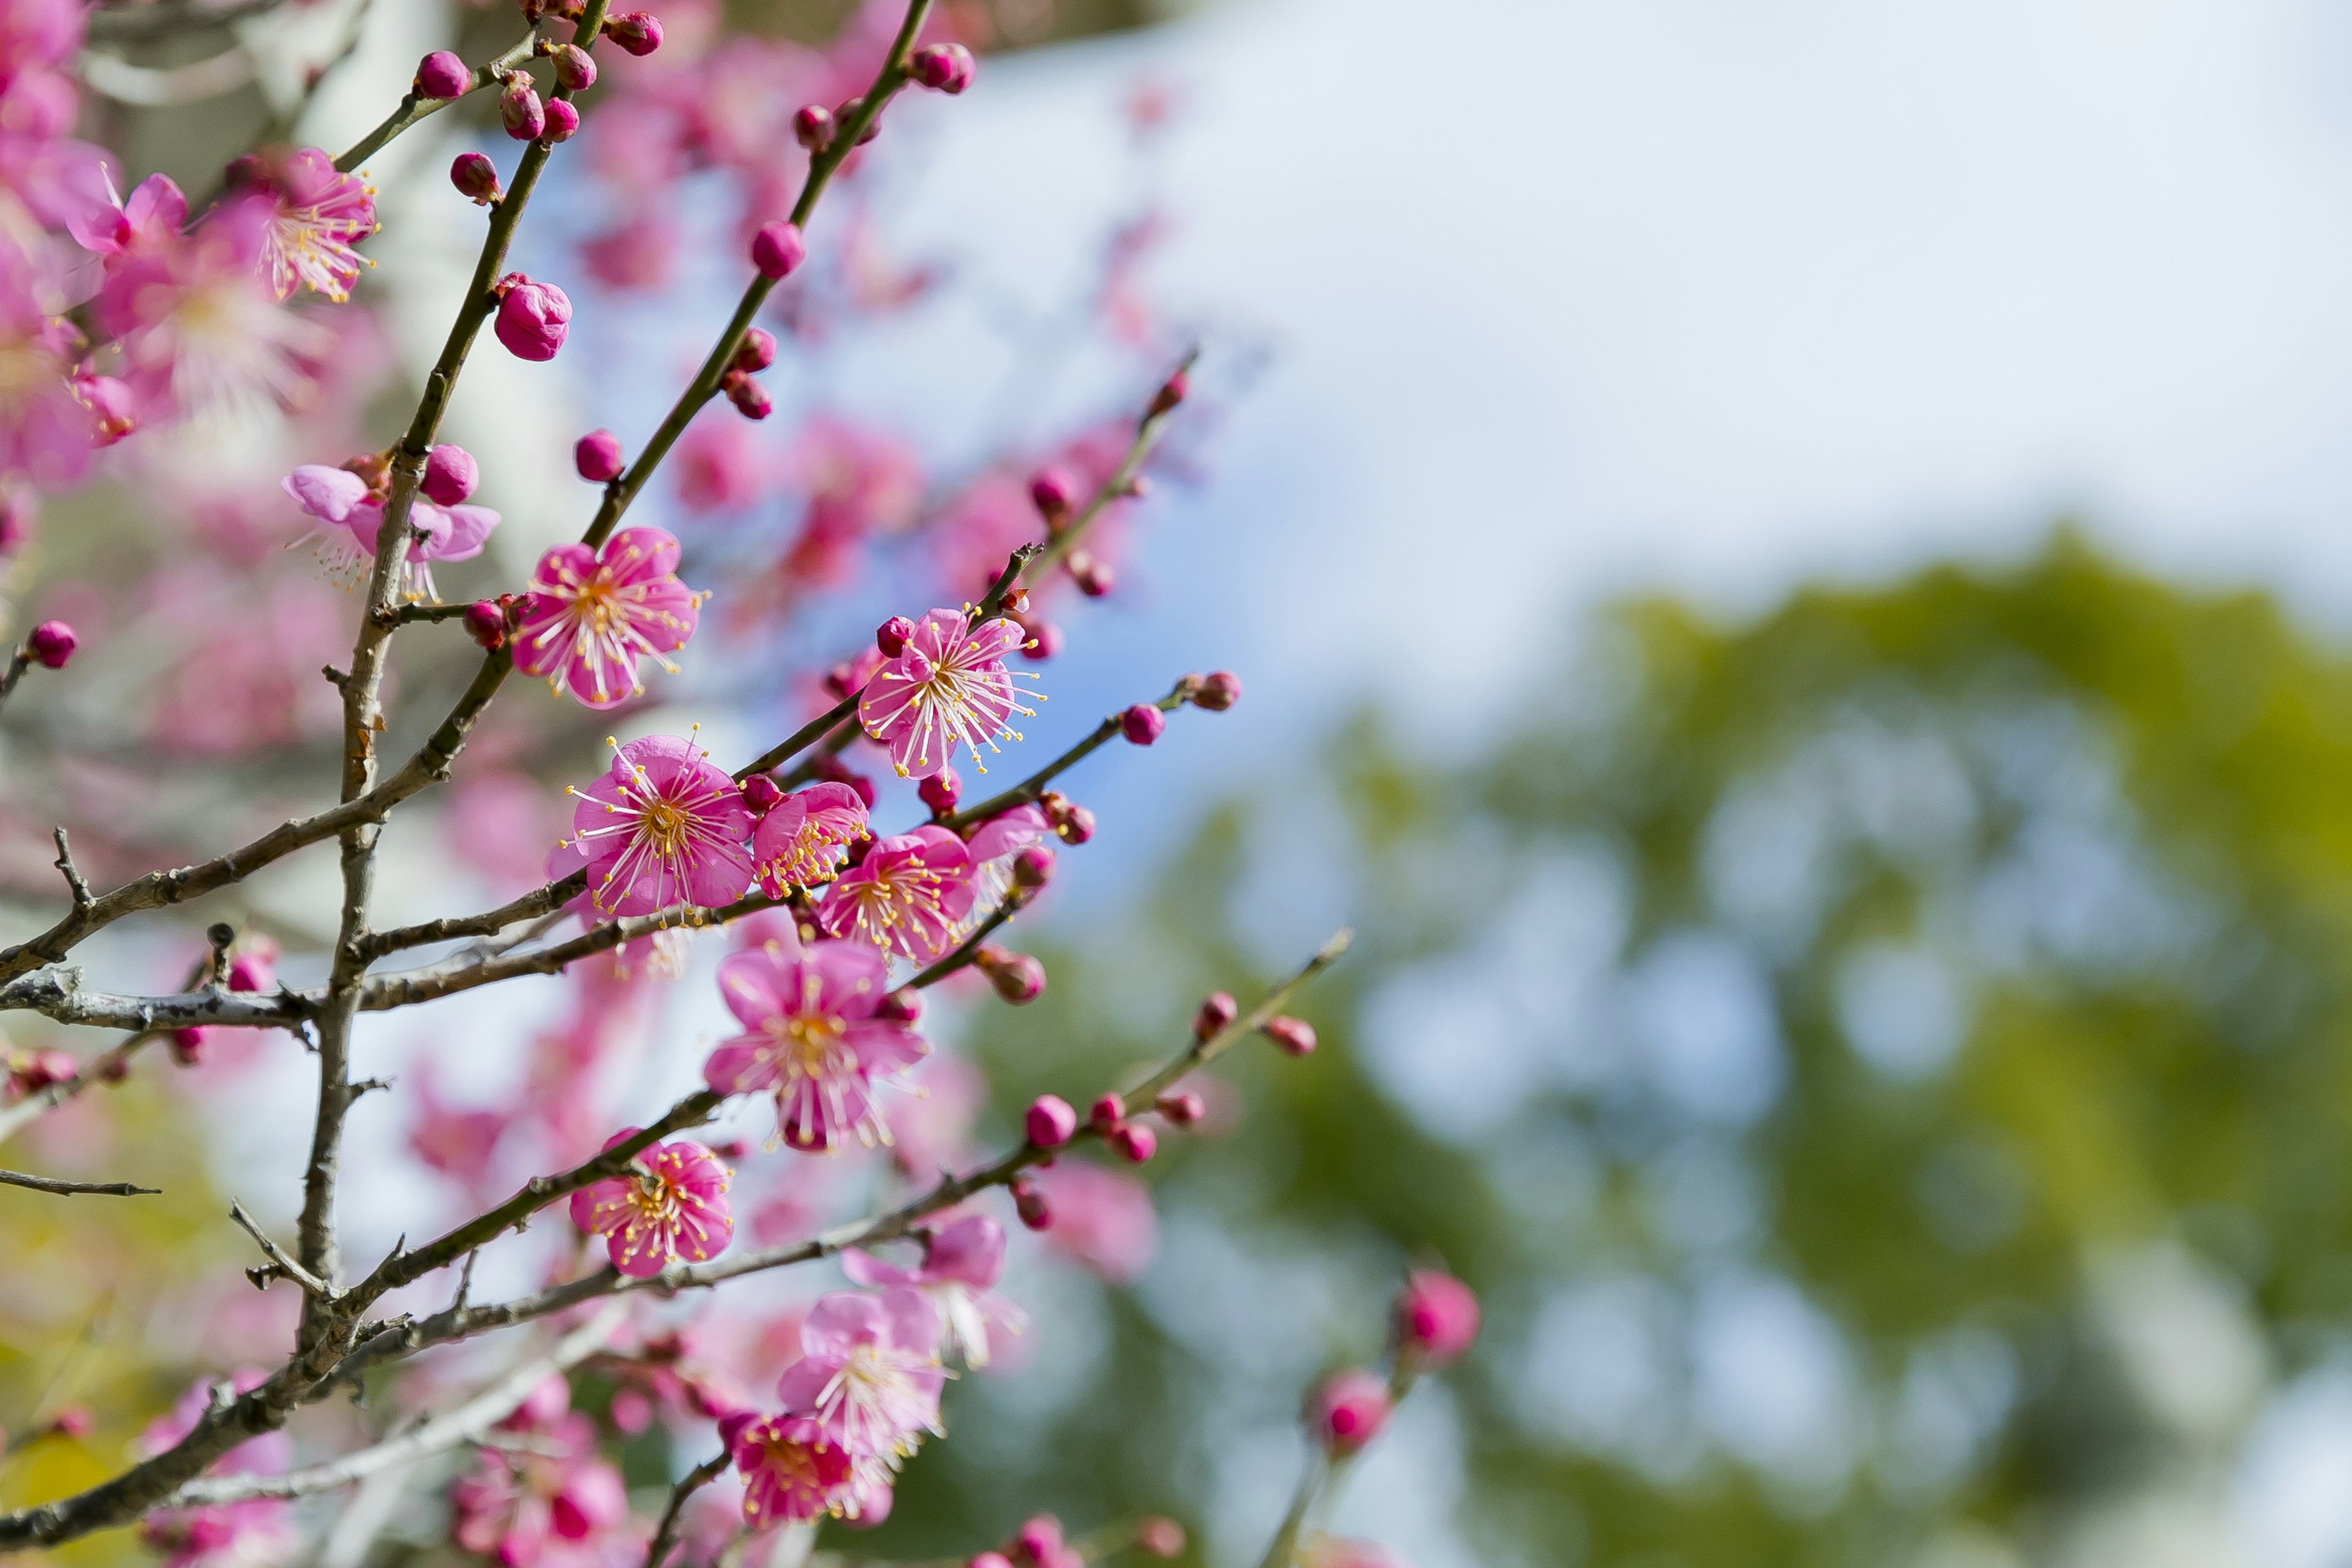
left=20, top=2, right=2352, bottom=1566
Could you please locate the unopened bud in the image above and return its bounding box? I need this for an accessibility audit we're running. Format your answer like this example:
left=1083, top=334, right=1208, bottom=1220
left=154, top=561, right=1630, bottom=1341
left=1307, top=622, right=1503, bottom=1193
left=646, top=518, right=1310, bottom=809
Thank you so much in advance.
left=976, top=946, right=1045, bottom=1005
left=877, top=987, right=922, bottom=1025
left=751, top=221, right=806, bottom=280
left=603, top=10, right=663, bottom=55
left=793, top=103, right=835, bottom=150
left=423, top=443, right=478, bottom=506
left=1395, top=1268, right=1481, bottom=1363
left=740, top=775, right=784, bottom=816
left=26, top=620, right=75, bottom=669
left=1194, top=992, right=1237, bottom=1041
left=549, top=42, right=597, bottom=92
left=1011, top=1175, right=1052, bottom=1231
left=910, top=42, right=975, bottom=94
left=1261, top=1015, right=1316, bottom=1057
left=733, top=326, right=777, bottom=373
left=1157, top=1091, right=1205, bottom=1126
left=1022, top=620, right=1062, bottom=661
left=416, top=50, right=471, bottom=99
left=1068, top=549, right=1114, bottom=598
left=1120, top=703, right=1164, bottom=745
left=835, top=97, right=882, bottom=146
left=1025, top=1093, right=1077, bottom=1148
left=1090, top=1093, right=1125, bottom=1133
left=450, top=151, right=502, bottom=205
left=875, top=614, right=914, bottom=657
left=575, top=428, right=624, bottom=481
left=812, top=752, right=877, bottom=809
left=1111, top=1122, right=1157, bottom=1163
left=493, top=274, right=571, bottom=361
left=499, top=74, right=545, bottom=141
left=170, top=1027, right=209, bottom=1066
left=918, top=767, right=960, bottom=816
left=1029, top=466, right=1077, bottom=519
left=1148, top=367, right=1189, bottom=419
left=461, top=600, right=505, bottom=650
left=45, top=1408, right=92, bottom=1441
left=1309, top=1370, right=1390, bottom=1455
left=1054, top=802, right=1095, bottom=845
left=1015, top=1515, right=1064, bottom=1563
left=1193, top=669, right=1242, bottom=710
left=543, top=97, right=579, bottom=142
left=725, top=374, right=771, bottom=420
left=1011, top=844, right=1055, bottom=890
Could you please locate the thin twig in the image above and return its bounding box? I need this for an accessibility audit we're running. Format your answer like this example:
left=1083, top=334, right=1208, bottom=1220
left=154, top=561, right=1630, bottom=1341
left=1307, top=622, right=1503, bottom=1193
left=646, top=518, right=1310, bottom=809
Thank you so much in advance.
left=646, top=1452, right=730, bottom=1568
left=333, top=31, right=539, bottom=173
left=51, top=829, right=93, bottom=911
left=945, top=678, right=1196, bottom=832
left=1024, top=348, right=1199, bottom=584
left=230, top=1200, right=334, bottom=1297
left=0, top=1169, right=157, bottom=1197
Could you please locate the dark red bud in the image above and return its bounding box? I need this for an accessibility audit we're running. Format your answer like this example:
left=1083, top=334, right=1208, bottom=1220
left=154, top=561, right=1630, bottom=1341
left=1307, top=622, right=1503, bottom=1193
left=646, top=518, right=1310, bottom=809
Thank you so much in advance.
left=416, top=50, right=471, bottom=99
left=1054, top=803, right=1095, bottom=845
left=733, top=326, right=777, bottom=373
left=1111, top=1122, right=1157, bottom=1163
left=1068, top=550, right=1114, bottom=598
left=910, top=42, right=975, bottom=94
left=740, top=775, right=784, bottom=816
left=1011, top=844, right=1055, bottom=890
left=1157, top=1091, right=1205, bottom=1127
left=976, top=946, right=1044, bottom=1005
left=875, top=614, right=914, bottom=657
left=543, top=97, right=579, bottom=142
left=550, top=42, right=597, bottom=91
left=725, top=375, right=772, bottom=420
left=575, top=428, right=624, bottom=481
left=877, top=987, right=922, bottom=1025
left=1194, top=991, right=1236, bottom=1041
left=1148, top=368, right=1189, bottom=419
left=26, top=620, right=75, bottom=669
left=1029, top=466, right=1078, bottom=519
left=1012, top=1175, right=1052, bottom=1231
left=451, top=151, right=502, bottom=205
left=1193, top=669, right=1242, bottom=710
left=1090, top=1093, right=1125, bottom=1133
left=1120, top=704, right=1164, bottom=745
left=500, top=74, right=546, bottom=140
left=918, top=766, right=960, bottom=816
left=793, top=103, right=835, bottom=150
left=751, top=221, right=806, bottom=280
left=603, top=10, right=663, bottom=55
left=462, top=600, right=507, bottom=650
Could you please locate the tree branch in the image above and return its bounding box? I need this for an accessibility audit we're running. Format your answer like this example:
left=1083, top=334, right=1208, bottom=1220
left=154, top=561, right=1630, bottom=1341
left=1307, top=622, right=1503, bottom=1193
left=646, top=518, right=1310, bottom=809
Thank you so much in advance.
left=646, top=1452, right=731, bottom=1568
left=333, top=31, right=541, bottom=174
left=0, top=1169, right=157, bottom=1197
left=1023, top=348, right=1198, bottom=584
left=944, top=677, right=1195, bottom=832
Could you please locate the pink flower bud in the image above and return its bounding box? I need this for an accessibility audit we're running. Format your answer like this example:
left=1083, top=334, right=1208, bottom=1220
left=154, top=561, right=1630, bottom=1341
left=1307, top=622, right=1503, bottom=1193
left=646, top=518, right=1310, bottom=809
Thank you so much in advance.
left=1011, top=1175, right=1052, bottom=1231
left=1193, top=669, right=1242, bottom=710
left=1053, top=802, right=1094, bottom=845
left=494, top=274, right=571, bottom=361
left=733, top=327, right=777, bottom=373
left=1068, top=550, right=1114, bottom=598
left=1011, top=844, right=1055, bottom=890
left=450, top=151, right=502, bottom=205
left=1309, top=1370, right=1390, bottom=1455
left=604, top=10, right=663, bottom=56
left=170, top=1027, right=209, bottom=1066
left=910, top=42, right=975, bottom=94
left=794, top=103, right=835, bottom=150
left=813, top=752, right=878, bottom=809
left=543, top=97, right=579, bottom=142
left=875, top=614, right=914, bottom=657
left=836, top=96, right=881, bottom=146
left=971, top=1557, right=1016, bottom=1568
left=1014, top=1515, right=1063, bottom=1564
left=27, top=1049, right=77, bottom=1089
left=740, top=774, right=784, bottom=816
left=1025, top=1094, right=1077, bottom=1148
left=1194, top=992, right=1236, bottom=1041
left=550, top=42, right=597, bottom=92
left=1157, top=1091, right=1205, bottom=1126
left=575, top=428, right=624, bottom=481
left=462, top=600, right=507, bottom=650
left=1261, top=1014, right=1316, bottom=1057
left=499, top=74, right=546, bottom=140
left=1111, top=1122, right=1156, bottom=1164
left=1150, top=368, right=1189, bottom=418
left=977, top=947, right=1045, bottom=1005
left=75, top=374, right=135, bottom=446
left=1120, top=703, right=1164, bottom=745
left=1021, top=620, right=1062, bottom=661
left=1090, top=1093, right=1125, bottom=1133
left=26, top=620, right=75, bottom=669
left=422, top=443, right=478, bottom=506
left=226, top=952, right=274, bottom=992
left=1396, top=1269, right=1480, bottom=1363
left=918, top=767, right=960, bottom=816
left=1134, top=1520, right=1185, bottom=1559
left=750, top=221, right=806, bottom=279
left=877, top=987, right=922, bottom=1025
left=1029, top=466, right=1078, bottom=519
left=725, top=374, right=771, bottom=420
left=415, top=50, right=470, bottom=99
left=45, top=1406, right=92, bottom=1441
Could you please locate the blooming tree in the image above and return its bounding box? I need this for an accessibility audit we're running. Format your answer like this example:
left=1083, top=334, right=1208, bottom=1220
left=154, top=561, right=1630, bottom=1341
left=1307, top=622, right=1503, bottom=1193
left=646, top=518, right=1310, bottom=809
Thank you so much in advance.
left=0, top=2, right=1471, bottom=1565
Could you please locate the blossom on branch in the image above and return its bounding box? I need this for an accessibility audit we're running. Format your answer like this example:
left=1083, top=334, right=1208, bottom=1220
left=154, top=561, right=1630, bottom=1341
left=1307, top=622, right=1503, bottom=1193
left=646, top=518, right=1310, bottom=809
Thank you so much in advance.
left=815, top=825, right=974, bottom=963
left=729, top=1413, right=855, bottom=1529
left=226, top=147, right=379, bottom=303
left=565, top=734, right=755, bottom=917
left=856, top=609, right=1036, bottom=780
left=448, top=1379, right=630, bottom=1568
left=281, top=461, right=500, bottom=600
left=512, top=526, right=704, bottom=709
left=843, top=1213, right=1025, bottom=1368
left=775, top=1287, right=946, bottom=1465
left=705, top=938, right=928, bottom=1151
left=750, top=781, right=868, bottom=895
left=567, top=1130, right=734, bottom=1277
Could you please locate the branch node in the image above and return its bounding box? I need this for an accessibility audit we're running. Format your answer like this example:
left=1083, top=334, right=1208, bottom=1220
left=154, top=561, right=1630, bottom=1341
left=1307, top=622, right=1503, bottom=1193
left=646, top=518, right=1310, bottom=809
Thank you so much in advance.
left=51, top=829, right=94, bottom=912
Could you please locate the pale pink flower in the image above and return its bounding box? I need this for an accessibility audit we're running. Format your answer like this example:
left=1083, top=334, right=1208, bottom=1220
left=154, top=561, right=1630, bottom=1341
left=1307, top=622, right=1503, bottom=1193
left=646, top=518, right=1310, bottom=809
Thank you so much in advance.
left=0, top=244, right=100, bottom=484
left=750, top=782, right=868, bottom=896
left=704, top=938, right=927, bottom=1152
left=1033, top=1161, right=1158, bottom=1283
left=728, top=1414, right=854, bottom=1529
left=843, top=1214, right=1025, bottom=1368
left=233, top=146, right=378, bottom=303
left=962, top=802, right=1051, bottom=916
left=565, top=734, right=756, bottom=918
left=568, top=1129, right=734, bottom=1278
left=280, top=462, right=499, bottom=600
left=815, top=826, right=974, bottom=963
left=856, top=609, right=1036, bottom=780
left=671, top=417, right=768, bottom=514
left=511, top=526, right=703, bottom=710
left=775, top=1287, right=945, bottom=1460
left=64, top=168, right=186, bottom=260
left=449, top=1401, right=630, bottom=1568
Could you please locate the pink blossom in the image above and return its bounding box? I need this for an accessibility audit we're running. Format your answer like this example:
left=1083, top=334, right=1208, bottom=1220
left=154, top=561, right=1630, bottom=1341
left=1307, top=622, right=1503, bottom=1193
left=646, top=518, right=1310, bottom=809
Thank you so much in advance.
left=963, top=802, right=1051, bottom=913
left=449, top=1400, right=630, bottom=1568
left=672, top=417, right=768, bottom=514
left=565, top=734, right=756, bottom=917
left=280, top=462, right=500, bottom=601
left=407, top=1058, right=508, bottom=1203
left=729, top=1413, right=855, bottom=1528
left=568, top=1129, right=734, bottom=1277
left=579, top=209, right=679, bottom=292
left=764, top=417, right=922, bottom=595
left=494, top=273, right=571, bottom=360
left=843, top=1214, right=1025, bottom=1368
left=776, top=1287, right=944, bottom=1460
left=229, top=147, right=377, bottom=302
left=750, top=782, right=868, bottom=895
left=0, top=246, right=100, bottom=484
left=815, top=826, right=974, bottom=963
left=64, top=168, right=185, bottom=259
left=857, top=609, right=1036, bottom=780
left=704, top=938, right=928, bottom=1152
left=511, top=526, right=703, bottom=708
left=1032, top=1161, right=1158, bottom=1283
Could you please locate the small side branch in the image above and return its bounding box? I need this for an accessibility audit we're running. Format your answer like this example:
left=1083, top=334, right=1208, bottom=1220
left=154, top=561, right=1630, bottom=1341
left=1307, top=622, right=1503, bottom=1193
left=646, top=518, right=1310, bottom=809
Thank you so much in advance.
left=333, top=31, right=540, bottom=173
left=945, top=677, right=1196, bottom=832
left=646, top=1452, right=730, bottom=1568
left=1025, top=348, right=1200, bottom=585
left=51, top=829, right=93, bottom=911
left=0, top=1169, right=157, bottom=1198
left=231, top=1200, right=334, bottom=1297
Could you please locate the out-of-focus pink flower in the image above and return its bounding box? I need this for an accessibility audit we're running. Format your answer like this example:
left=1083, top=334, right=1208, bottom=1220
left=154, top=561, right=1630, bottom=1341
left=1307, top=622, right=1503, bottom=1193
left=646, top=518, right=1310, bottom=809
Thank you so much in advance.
left=1032, top=1161, right=1158, bottom=1282
left=1308, top=1370, right=1391, bottom=1455
left=137, top=1367, right=300, bottom=1566
left=756, top=417, right=923, bottom=601
left=731, top=1412, right=854, bottom=1528
left=1300, top=1540, right=1407, bottom=1568
left=568, top=1130, right=733, bottom=1277
left=750, top=782, right=867, bottom=896
left=407, top=1058, right=508, bottom=1202
left=511, top=526, right=703, bottom=709
left=579, top=209, right=679, bottom=292
left=672, top=417, right=767, bottom=514
left=1396, top=1269, right=1480, bottom=1364
left=705, top=939, right=927, bottom=1152
left=64, top=168, right=185, bottom=259
left=444, top=771, right=561, bottom=893
left=843, top=1215, right=1025, bottom=1368
left=280, top=461, right=499, bottom=601
left=565, top=734, right=755, bottom=917
left=449, top=1398, right=630, bottom=1568
left=776, top=1287, right=944, bottom=1460
left=857, top=610, right=1035, bottom=780
left=226, top=147, right=377, bottom=302
left=886, top=1051, right=986, bottom=1176
left=0, top=247, right=101, bottom=484
left=815, top=826, right=974, bottom=963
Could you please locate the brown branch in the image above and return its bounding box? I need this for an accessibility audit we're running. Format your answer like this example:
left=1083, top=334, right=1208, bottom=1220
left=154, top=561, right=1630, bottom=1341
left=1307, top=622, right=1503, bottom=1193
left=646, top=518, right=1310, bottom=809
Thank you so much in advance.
left=646, top=1452, right=731, bottom=1568
left=944, top=678, right=1195, bottom=832
left=333, top=31, right=541, bottom=174
left=0, top=1169, right=157, bottom=1197
left=231, top=1200, right=334, bottom=1297
left=1023, top=348, right=1199, bottom=584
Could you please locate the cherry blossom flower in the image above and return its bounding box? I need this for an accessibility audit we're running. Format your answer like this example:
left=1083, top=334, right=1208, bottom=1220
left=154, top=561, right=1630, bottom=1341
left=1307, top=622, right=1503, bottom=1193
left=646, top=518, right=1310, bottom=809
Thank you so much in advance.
left=728, top=1414, right=854, bottom=1529
left=776, top=1287, right=945, bottom=1461
left=449, top=1385, right=630, bottom=1568
left=843, top=1214, right=1025, bottom=1368
left=750, top=782, right=868, bottom=895
left=857, top=609, right=1036, bottom=780
left=226, top=147, right=377, bottom=302
left=815, top=825, right=974, bottom=963
left=704, top=938, right=928, bottom=1151
left=568, top=1129, right=734, bottom=1277
left=279, top=462, right=499, bottom=600
left=0, top=285, right=96, bottom=484
left=565, top=734, right=755, bottom=918
left=511, top=526, right=704, bottom=709
left=1032, top=1161, right=1158, bottom=1283
left=962, top=802, right=1051, bottom=916
left=64, top=168, right=186, bottom=260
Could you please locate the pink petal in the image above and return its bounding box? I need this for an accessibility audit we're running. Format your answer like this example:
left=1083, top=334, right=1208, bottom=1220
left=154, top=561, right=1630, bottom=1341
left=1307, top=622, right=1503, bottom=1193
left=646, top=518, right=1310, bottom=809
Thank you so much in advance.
left=282, top=465, right=369, bottom=524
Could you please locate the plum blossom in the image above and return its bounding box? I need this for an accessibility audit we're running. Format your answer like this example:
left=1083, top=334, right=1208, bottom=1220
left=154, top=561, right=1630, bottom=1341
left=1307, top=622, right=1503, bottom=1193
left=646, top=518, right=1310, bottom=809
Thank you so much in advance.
left=565, top=734, right=756, bottom=918
left=280, top=461, right=499, bottom=600
left=962, top=802, right=1051, bottom=917
left=64, top=168, right=186, bottom=261
left=816, top=825, right=974, bottom=964
left=226, top=147, right=377, bottom=302
left=511, top=526, right=704, bottom=709
left=568, top=1130, right=734, bottom=1277
left=843, top=1214, right=1025, bottom=1368
left=857, top=609, right=1036, bottom=780
left=1032, top=1161, right=1158, bottom=1283
left=776, top=1287, right=945, bottom=1463
left=0, top=281, right=96, bottom=484
left=728, top=1414, right=855, bottom=1529
left=704, top=939, right=927, bottom=1152
left=449, top=1379, right=630, bottom=1568
left=750, top=781, right=868, bottom=895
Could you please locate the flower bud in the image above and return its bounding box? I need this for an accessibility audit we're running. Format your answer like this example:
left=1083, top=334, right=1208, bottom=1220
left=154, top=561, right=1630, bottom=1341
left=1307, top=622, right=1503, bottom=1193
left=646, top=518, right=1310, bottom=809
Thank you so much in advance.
left=575, top=428, right=624, bottom=481
left=1157, top=1090, right=1205, bottom=1126
left=977, top=947, right=1046, bottom=1005
left=1194, top=992, right=1236, bottom=1041
left=1122, top=474, right=1153, bottom=499
left=1110, top=1122, right=1156, bottom=1163
left=793, top=103, right=835, bottom=150
left=1193, top=669, right=1242, bottom=710
left=1120, top=703, right=1164, bottom=745
left=1090, top=1093, right=1125, bottom=1133
left=740, top=774, right=785, bottom=816
left=725, top=374, right=771, bottom=420
left=75, top=374, right=135, bottom=446
left=1025, top=1093, right=1077, bottom=1148
left=751, top=221, right=807, bottom=279
left=226, top=946, right=274, bottom=992
left=878, top=987, right=922, bottom=1025
left=26, top=620, right=75, bottom=669
left=1395, top=1269, right=1480, bottom=1363
left=918, top=766, right=960, bottom=816
left=1308, top=1370, right=1390, bottom=1455
left=836, top=97, right=882, bottom=146
left=1021, top=619, right=1062, bottom=661
left=1029, top=466, right=1077, bottom=520
left=875, top=614, right=914, bottom=657
left=170, top=1026, right=210, bottom=1066
left=416, top=50, right=471, bottom=99
left=1011, top=844, right=1055, bottom=890
left=1148, top=367, right=1189, bottom=419
left=462, top=600, right=507, bottom=650
left=1053, top=802, right=1095, bottom=845
left=1068, top=549, right=1114, bottom=598
left=812, top=752, right=877, bottom=809
left=450, top=151, right=502, bottom=205
left=422, top=443, right=478, bottom=506
left=1014, top=1515, right=1064, bottom=1564
left=734, top=326, right=778, bottom=373
left=1134, top=1519, right=1185, bottom=1559
left=604, top=10, right=663, bottom=55
left=543, top=97, right=579, bottom=142
left=499, top=74, right=546, bottom=141
left=1011, top=1175, right=1052, bottom=1231
left=45, top=1406, right=92, bottom=1441
left=1261, top=1014, right=1316, bottom=1057
left=910, top=42, right=975, bottom=94
left=549, top=42, right=597, bottom=92
left=494, top=274, right=571, bottom=361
